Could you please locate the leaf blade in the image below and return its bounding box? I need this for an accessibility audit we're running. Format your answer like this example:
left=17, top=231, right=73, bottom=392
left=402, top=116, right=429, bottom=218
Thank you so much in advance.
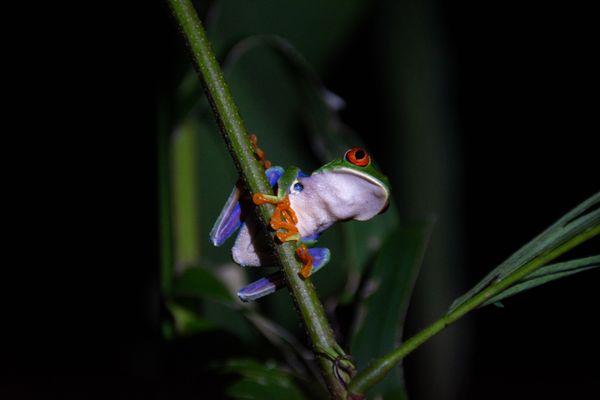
left=168, top=302, right=220, bottom=336
left=350, top=221, right=432, bottom=398
left=173, top=266, right=234, bottom=302
left=482, top=256, right=600, bottom=306
left=449, top=192, right=600, bottom=312
left=222, top=359, right=325, bottom=400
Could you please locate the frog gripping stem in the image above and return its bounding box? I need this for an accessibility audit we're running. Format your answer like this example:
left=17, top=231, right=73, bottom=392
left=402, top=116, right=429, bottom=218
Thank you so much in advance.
left=250, top=134, right=271, bottom=169
left=252, top=193, right=313, bottom=275
left=296, top=244, right=314, bottom=278
left=249, top=135, right=314, bottom=278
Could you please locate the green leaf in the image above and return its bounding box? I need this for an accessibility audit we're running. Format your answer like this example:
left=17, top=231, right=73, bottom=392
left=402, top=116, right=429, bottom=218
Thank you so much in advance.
left=482, top=256, right=600, bottom=307
left=351, top=221, right=432, bottom=398
left=449, top=191, right=600, bottom=312
left=219, top=34, right=356, bottom=159
left=168, top=302, right=219, bottom=335
left=171, top=119, right=201, bottom=269
left=173, top=267, right=234, bottom=302
left=222, top=359, right=325, bottom=400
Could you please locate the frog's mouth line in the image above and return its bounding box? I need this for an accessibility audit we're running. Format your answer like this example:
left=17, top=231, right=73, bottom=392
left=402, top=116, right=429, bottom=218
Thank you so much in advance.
left=337, top=167, right=390, bottom=213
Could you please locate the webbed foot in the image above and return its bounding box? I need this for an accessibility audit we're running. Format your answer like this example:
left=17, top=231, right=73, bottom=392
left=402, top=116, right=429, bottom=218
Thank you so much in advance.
left=253, top=194, right=315, bottom=278
left=253, top=193, right=301, bottom=242
left=296, top=244, right=313, bottom=279
left=237, top=246, right=331, bottom=301
left=249, top=134, right=271, bottom=169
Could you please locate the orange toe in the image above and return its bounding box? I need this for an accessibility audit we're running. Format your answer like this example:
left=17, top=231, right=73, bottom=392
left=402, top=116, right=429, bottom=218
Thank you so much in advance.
left=296, top=245, right=313, bottom=279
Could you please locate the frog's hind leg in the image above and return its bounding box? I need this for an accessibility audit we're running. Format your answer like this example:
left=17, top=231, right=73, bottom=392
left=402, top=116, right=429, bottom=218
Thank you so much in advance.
left=237, top=247, right=330, bottom=302
left=210, top=166, right=283, bottom=247
left=237, top=272, right=286, bottom=302
left=308, top=247, right=330, bottom=274
left=297, top=247, right=330, bottom=278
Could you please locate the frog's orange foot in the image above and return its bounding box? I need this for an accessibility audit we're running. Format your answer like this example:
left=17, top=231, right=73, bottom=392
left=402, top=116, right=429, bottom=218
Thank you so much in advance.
left=250, top=134, right=272, bottom=170
left=296, top=244, right=314, bottom=279
left=253, top=194, right=300, bottom=243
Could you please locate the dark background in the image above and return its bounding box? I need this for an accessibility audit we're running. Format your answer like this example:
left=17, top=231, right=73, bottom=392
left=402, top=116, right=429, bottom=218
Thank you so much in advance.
left=2, top=0, right=598, bottom=398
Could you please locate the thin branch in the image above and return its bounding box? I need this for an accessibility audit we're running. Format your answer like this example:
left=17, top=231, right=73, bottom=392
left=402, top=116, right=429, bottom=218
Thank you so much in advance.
left=347, top=224, right=600, bottom=397
left=166, top=1, right=347, bottom=398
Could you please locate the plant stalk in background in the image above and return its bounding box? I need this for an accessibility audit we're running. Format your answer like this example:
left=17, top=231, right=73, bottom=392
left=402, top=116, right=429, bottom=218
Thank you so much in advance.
left=166, top=0, right=349, bottom=397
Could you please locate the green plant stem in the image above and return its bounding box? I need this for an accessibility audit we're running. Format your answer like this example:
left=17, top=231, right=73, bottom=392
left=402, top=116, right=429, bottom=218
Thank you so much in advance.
left=348, top=224, right=600, bottom=397
left=166, top=1, right=347, bottom=398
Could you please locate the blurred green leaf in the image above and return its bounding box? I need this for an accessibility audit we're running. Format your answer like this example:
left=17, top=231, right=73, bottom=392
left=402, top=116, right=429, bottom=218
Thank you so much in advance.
left=208, top=0, right=370, bottom=71
left=173, top=266, right=234, bottom=302
left=222, top=359, right=324, bottom=400
left=171, top=119, right=201, bottom=270
left=482, top=256, right=600, bottom=307
left=168, top=302, right=219, bottom=336
left=450, top=191, right=600, bottom=312
left=351, top=221, right=432, bottom=398
left=194, top=117, right=240, bottom=266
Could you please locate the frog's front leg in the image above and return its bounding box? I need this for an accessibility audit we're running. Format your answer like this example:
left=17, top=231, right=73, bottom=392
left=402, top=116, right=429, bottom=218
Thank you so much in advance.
left=253, top=189, right=315, bottom=278
left=253, top=193, right=301, bottom=242
left=252, top=166, right=315, bottom=278
left=252, top=193, right=318, bottom=279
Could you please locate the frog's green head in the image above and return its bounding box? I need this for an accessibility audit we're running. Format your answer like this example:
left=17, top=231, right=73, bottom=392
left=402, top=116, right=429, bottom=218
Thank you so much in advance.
left=311, top=148, right=390, bottom=220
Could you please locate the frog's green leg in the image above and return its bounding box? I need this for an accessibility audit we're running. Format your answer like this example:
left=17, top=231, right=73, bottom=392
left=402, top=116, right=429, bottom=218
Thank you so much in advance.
left=252, top=193, right=279, bottom=204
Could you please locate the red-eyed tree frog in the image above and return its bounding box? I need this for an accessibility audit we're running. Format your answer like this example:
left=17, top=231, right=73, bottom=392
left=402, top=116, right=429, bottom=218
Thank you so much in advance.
left=210, top=147, right=390, bottom=302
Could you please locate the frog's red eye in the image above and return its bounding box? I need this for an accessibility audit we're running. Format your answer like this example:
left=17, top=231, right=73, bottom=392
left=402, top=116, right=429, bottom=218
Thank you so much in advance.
left=345, top=147, right=370, bottom=167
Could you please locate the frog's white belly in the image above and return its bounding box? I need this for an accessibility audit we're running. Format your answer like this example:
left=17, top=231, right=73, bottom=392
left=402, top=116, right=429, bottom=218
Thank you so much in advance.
left=289, top=170, right=386, bottom=237
left=231, top=169, right=387, bottom=267
left=289, top=194, right=336, bottom=237
left=231, top=219, right=276, bottom=267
